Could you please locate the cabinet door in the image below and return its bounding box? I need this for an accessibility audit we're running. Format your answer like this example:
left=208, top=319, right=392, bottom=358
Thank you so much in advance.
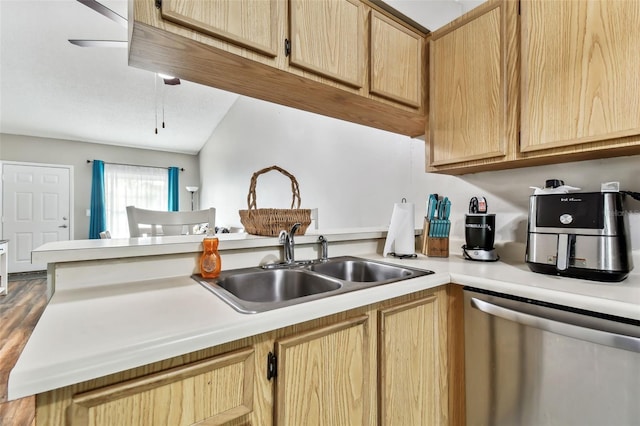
left=274, top=315, right=371, bottom=425
left=429, top=2, right=507, bottom=166
left=160, top=0, right=278, bottom=57
left=67, top=348, right=254, bottom=426
left=370, top=11, right=423, bottom=108
left=378, top=296, right=444, bottom=426
left=521, top=0, right=640, bottom=152
left=289, top=0, right=365, bottom=88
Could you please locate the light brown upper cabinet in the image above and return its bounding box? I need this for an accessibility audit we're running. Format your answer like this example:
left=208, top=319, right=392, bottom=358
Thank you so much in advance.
left=427, top=0, right=640, bottom=175
left=428, top=0, right=517, bottom=169
left=288, top=0, right=365, bottom=88
left=370, top=10, right=423, bottom=108
left=159, top=0, right=278, bottom=57
left=130, top=0, right=427, bottom=137
left=520, top=0, right=640, bottom=152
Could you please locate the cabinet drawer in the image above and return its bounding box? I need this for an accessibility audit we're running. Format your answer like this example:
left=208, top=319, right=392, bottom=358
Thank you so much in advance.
left=69, top=347, right=254, bottom=426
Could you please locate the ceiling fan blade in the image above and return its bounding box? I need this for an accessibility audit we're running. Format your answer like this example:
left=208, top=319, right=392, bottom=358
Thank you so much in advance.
left=69, top=39, right=127, bottom=48
left=77, top=0, right=127, bottom=28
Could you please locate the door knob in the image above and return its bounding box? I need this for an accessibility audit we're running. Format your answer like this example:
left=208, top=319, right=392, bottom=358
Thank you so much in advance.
left=59, top=224, right=68, bottom=228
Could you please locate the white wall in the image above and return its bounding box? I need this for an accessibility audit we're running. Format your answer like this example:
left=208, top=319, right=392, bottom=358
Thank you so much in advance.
left=0, top=133, right=200, bottom=239
left=200, top=97, right=640, bottom=250
left=460, top=156, right=640, bottom=248
left=198, top=96, right=440, bottom=231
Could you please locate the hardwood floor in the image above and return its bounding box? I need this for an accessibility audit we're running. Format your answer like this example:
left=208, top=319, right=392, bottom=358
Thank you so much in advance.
left=0, top=272, right=47, bottom=426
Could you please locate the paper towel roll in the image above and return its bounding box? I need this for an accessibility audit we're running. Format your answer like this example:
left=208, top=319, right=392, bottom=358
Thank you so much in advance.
left=383, top=202, right=415, bottom=256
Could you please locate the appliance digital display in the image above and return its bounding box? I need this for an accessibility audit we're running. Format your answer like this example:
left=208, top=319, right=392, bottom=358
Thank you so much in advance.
left=535, top=193, right=604, bottom=229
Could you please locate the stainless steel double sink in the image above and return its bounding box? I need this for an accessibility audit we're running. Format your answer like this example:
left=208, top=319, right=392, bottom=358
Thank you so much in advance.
left=192, top=256, right=434, bottom=314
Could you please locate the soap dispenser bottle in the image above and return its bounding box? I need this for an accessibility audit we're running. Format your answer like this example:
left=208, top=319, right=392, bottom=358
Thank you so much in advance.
left=200, top=232, right=221, bottom=279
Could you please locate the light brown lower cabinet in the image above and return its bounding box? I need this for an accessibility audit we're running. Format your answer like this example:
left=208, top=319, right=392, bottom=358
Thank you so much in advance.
left=274, top=315, right=372, bottom=425
left=67, top=347, right=254, bottom=426
left=379, top=296, right=445, bottom=425
left=36, top=285, right=460, bottom=426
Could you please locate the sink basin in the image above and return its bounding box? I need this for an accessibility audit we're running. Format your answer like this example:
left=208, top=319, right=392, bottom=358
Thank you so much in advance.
left=309, top=259, right=417, bottom=282
left=217, top=269, right=341, bottom=302
left=195, top=268, right=343, bottom=313
left=193, top=256, right=434, bottom=314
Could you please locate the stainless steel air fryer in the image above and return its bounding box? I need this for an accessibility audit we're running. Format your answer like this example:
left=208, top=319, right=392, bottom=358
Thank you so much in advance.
left=526, top=191, right=633, bottom=282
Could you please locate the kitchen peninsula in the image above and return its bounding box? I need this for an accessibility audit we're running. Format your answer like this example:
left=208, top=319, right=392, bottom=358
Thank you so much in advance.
left=9, top=230, right=640, bottom=425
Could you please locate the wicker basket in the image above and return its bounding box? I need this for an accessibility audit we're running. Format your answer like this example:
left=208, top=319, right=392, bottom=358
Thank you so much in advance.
left=239, top=165, right=312, bottom=236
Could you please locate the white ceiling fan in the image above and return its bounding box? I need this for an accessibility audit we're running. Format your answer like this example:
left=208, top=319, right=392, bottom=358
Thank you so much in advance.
left=68, top=0, right=181, bottom=85
left=68, top=0, right=127, bottom=48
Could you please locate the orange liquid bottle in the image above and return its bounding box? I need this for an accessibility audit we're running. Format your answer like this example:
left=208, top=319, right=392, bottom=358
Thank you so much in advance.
left=200, top=236, right=221, bottom=278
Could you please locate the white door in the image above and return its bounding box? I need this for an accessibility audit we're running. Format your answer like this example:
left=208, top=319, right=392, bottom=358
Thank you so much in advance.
left=1, top=163, right=72, bottom=272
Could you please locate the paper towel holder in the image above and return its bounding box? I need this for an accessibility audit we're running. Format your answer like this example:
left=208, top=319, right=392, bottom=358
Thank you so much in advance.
left=383, top=199, right=416, bottom=258
left=389, top=252, right=417, bottom=259
left=390, top=194, right=418, bottom=257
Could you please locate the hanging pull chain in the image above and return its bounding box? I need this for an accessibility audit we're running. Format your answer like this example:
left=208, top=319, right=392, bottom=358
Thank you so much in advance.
left=162, top=76, right=166, bottom=129
left=154, top=74, right=158, bottom=134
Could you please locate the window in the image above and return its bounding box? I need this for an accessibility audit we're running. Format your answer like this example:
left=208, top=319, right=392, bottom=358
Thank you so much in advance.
left=104, top=164, right=168, bottom=238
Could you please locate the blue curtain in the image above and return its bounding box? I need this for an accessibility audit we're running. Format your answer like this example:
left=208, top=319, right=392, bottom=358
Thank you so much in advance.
left=168, top=167, right=179, bottom=211
left=89, top=160, right=106, bottom=239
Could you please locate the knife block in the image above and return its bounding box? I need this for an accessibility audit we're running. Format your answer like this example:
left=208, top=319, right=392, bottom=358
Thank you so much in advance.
left=421, top=219, right=450, bottom=257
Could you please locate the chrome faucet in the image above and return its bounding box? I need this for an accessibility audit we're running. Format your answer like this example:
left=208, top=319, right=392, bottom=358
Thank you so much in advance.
left=281, top=223, right=301, bottom=264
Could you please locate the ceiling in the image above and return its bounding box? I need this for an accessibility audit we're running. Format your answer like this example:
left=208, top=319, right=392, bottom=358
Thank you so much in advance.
left=0, top=0, right=483, bottom=155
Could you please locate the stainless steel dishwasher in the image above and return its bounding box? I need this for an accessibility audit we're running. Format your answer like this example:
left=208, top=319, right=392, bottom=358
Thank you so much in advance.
left=463, top=287, right=640, bottom=426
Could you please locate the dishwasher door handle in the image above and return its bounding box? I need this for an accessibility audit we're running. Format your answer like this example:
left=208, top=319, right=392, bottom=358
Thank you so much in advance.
left=470, top=297, right=640, bottom=353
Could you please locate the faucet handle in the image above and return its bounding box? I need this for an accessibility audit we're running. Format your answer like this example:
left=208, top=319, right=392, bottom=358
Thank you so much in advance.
left=278, top=229, right=288, bottom=244
left=318, top=235, right=329, bottom=261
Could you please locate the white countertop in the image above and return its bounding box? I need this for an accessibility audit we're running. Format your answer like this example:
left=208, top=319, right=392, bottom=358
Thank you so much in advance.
left=9, top=237, right=640, bottom=400
left=31, top=227, right=398, bottom=264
